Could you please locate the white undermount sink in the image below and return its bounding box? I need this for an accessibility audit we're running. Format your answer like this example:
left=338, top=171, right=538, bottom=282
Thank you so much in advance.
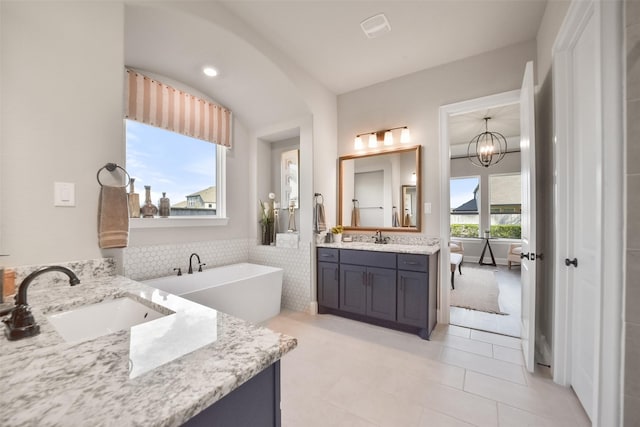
left=47, top=297, right=167, bottom=343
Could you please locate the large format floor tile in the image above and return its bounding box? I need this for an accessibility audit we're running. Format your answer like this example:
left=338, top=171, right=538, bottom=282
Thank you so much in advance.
left=267, top=310, right=588, bottom=427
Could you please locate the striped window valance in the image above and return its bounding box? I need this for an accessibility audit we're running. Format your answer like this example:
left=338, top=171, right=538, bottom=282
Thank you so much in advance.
left=125, top=69, right=232, bottom=148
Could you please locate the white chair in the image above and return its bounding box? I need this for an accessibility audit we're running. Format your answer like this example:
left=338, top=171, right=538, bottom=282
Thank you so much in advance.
left=449, top=240, right=464, bottom=288
left=507, top=243, right=522, bottom=269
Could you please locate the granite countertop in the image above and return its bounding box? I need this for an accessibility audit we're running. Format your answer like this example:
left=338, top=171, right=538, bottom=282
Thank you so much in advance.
left=317, top=241, right=440, bottom=255
left=0, top=274, right=297, bottom=426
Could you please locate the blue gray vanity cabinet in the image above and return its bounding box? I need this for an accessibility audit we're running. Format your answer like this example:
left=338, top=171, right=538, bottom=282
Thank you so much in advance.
left=396, top=253, right=438, bottom=338
left=317, top=247, right=437, bottom=339
left=340, top=264, right=396, bottom=321
left=317, top=248, right=339, bottom=309
left=183, top=361, right=281, bottom=426
left=340, top=249, right=397, bottom=321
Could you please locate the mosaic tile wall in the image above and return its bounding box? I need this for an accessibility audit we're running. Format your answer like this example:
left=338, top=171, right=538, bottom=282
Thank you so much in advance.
left=123, top=239, right=251, bottom=281
left=249, top=243, right=311, bottom=313
left=123, top=238, right=312, bottom=313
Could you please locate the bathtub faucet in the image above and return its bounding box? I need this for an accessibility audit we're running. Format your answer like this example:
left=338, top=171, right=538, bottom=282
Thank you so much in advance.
left=188, top=253, right=205, bottom=274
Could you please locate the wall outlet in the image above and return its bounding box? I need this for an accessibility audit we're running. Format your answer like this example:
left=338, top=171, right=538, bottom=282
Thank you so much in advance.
left=54, top=182, right=75, bottom=207
left=424, top=202, right=432, bottom=214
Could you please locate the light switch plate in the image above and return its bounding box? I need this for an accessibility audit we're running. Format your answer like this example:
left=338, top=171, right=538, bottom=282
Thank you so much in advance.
left=54, top=182, right=75, bottom=207
left=424, top=202, right=432, bottom=214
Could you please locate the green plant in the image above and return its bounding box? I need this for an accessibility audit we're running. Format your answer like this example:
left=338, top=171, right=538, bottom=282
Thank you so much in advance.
left=450, top=224, right=479, bottom=238
left=490, top=224, right=522, bottom=239
left=331, top=225, right=344, bottom=234
left=258, top=200, right=272, bottom=226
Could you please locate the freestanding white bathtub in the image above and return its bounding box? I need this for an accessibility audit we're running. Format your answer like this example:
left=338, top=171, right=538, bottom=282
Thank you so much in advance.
left=144, top=263, right=283, bottom=324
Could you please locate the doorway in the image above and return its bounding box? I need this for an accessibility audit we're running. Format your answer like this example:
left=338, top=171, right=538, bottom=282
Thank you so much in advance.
left=447, top=105, right=523, bottom=338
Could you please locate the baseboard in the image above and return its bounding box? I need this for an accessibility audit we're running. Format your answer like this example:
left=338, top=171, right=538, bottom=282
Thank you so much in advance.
left=308, top=301, right=318, bottom=315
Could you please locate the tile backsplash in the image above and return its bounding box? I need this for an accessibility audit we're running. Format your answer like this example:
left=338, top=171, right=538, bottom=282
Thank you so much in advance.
left=124, top=239, right=311, bottom=313
left=123, top=239, right=251, bottom=281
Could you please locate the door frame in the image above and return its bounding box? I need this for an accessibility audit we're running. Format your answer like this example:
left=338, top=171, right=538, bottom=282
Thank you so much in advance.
left=438, top=89, right=521, bottom=325
left=552, top=0, right=623, bottom=424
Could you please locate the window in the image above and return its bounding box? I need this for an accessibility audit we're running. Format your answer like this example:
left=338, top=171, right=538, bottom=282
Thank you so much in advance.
left=126, top=119, right=223, bottom=218
left=489, top=173, right=521, bottom=239
left=450, top=176, right=480, bottom=238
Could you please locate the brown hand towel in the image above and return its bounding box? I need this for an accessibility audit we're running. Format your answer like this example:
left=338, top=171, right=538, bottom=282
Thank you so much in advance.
left=314, top=202, right=326, bottom=233
left=98, top=185, right=129, bottom=248
left=351, top=207, right=361, bottom=227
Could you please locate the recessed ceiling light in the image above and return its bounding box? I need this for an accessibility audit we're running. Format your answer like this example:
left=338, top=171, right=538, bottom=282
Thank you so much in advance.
left=202, top=67, right=218, bottom=77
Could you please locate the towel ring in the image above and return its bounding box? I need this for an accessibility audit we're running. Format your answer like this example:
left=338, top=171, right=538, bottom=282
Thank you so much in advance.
left=314, top=193, right=324, bottom=204
left=97, top=163, right=131, bottom=188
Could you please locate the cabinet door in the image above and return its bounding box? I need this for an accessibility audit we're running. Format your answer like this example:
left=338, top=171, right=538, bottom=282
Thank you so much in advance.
left=317, top=261, right=339, bottom=309
left=340, top=265, right=367, bottom=315
left=397, top=270, right=428, bottom=327
left=366, top=267, right=397, bottom=321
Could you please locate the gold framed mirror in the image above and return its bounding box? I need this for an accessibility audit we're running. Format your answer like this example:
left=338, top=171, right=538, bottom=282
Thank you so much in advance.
left=339, top=145, right=421, bottom=232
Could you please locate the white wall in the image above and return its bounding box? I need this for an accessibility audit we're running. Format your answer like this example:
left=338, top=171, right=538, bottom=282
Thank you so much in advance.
left=1, top=2, right=125, bottom=266
left=338, top=41, right=536, bottom=238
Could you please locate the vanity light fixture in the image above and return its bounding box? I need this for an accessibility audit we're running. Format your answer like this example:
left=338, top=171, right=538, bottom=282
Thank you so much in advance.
left=467, top=117, right=507, bottom=168
left=411, top=172, right=417, bottom=183
left=368, top=133, right=378, bottom=148
left=353, top=126, right=410, bottom=150
left=384, top=131, right=393, bottom=146
left=400, top=127, right=411, bottom=144
left=354, top=135, right=364, bottom=150
left=202, top=66, right=218, bottom=77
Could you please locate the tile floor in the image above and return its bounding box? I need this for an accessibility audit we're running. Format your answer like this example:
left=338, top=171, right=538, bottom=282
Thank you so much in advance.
left=267, top=310, right=590, bottom=427
left=450, top=264, right=522, bottom=337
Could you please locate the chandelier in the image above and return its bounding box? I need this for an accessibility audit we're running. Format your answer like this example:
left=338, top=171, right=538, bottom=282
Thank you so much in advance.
left=467, top=117, right=507, bottom=168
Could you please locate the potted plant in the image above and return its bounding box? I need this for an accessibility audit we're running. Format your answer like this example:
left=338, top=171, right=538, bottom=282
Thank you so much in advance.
left=331, top=225, right=344, bottom=243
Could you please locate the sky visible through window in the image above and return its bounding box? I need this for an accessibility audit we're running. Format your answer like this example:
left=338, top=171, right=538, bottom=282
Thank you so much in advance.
left=450, top=177, right=479, bottom=210
left=125, top=120, right=216, bottom=206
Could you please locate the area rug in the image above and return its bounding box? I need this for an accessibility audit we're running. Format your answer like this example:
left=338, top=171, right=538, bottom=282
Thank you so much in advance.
left=450, top=267, right=506, bottom=314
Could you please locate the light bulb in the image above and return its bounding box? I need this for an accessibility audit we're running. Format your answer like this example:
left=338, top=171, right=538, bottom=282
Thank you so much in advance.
left=368, top=133, right=377, bottom=148
left=384, top=131, right=393, bottom=146
left=400, top=127, right=411, bottom=143
left=354, top=135, right=364, bottom=150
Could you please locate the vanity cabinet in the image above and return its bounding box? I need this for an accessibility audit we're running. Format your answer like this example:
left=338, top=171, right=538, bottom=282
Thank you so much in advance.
left=317, top=247, right=437, bottom=339
left=317, top=248, right=339, bottom=309
left=340, top=264, right=396, bottom=321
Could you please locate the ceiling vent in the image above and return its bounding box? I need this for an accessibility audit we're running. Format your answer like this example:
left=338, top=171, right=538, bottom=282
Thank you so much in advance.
left=360, top=13, right=391, bottom=39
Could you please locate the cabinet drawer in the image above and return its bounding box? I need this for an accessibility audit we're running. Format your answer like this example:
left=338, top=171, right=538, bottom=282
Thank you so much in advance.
left=318, top=248, right=339, bottom=262
left=398, top=254, right=428, bottom=272
left=340, top=249, right=396, bottom=269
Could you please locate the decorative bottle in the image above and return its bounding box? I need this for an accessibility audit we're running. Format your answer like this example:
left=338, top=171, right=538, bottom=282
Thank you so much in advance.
left=159, top=192, right=171, bottom=218
left=128, top=178, right=140, bottom=218
left=141, top=185, right=158, bottom=218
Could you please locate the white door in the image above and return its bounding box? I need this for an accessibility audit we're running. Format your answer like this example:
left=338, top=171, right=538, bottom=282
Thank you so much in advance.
left=566, top=10, right=600, bottom=421
left=519, top=61, right=536, bottom=373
